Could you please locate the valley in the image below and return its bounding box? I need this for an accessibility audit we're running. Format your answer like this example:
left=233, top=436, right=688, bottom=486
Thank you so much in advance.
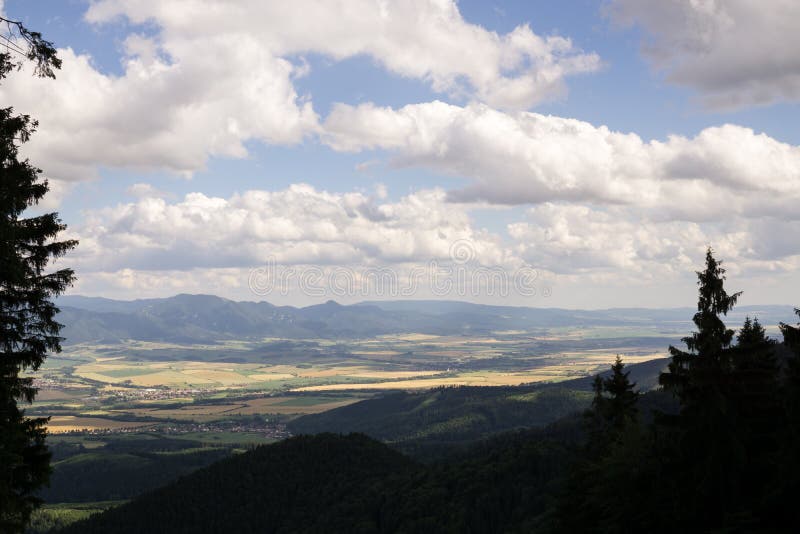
left=32, top=327, right=677, bottom=435
left=23, top=295, right=793, bottom=532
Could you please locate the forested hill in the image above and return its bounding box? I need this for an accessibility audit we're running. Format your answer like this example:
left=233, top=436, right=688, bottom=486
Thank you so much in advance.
left=60, top=434, right=420, bottom=533
left=58, top=430, right=579, bottom=533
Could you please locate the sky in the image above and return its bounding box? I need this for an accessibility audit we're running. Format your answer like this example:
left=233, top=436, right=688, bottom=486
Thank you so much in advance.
left=1, top=0, right=799, bottom=308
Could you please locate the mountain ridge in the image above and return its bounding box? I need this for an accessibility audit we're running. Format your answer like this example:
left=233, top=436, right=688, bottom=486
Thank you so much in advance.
left=55, top=294, right=794, bottom=344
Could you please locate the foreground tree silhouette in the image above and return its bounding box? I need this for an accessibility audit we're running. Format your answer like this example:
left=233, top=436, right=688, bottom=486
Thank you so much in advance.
left=660, top=248, right=741, bottom=398
left=658, top=249, right=749, bottom=527
left=0, top=16, right=75, bottom=532
left=554, top=252, right=796, bottom=532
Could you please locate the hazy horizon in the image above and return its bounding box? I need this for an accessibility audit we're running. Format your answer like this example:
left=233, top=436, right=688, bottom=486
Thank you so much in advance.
left=58, top=291, right=799, bottom=313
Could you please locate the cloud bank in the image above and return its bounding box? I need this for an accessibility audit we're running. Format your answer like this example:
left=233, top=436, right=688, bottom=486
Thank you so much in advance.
left=323, top=101, right=800, bottom=218
left=68, top=185, right=800, bottom=291
left=69, top=185, right=508, bottom=273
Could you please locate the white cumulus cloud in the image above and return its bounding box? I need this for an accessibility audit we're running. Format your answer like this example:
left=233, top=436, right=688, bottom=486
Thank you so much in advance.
left=65, top=184, right=800, bottom=305
left=323, top=101, right=800, bottom=219
left=69, top=185, right=509, bottom=273
left=86, top=0, right=599, bottom=110
left=0, top=0, right=599, bottom=186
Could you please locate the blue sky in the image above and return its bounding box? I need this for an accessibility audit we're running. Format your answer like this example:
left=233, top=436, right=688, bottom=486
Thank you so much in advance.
left=2, top=0, right=799, bottom=308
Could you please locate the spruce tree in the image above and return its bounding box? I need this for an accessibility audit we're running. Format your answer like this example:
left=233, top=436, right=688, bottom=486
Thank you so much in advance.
left=657, top=249, right=745, bottom=528
left=589, top=356, right=639, bottom=437
left=0, top=16, right=75, bottom=532
left=660, top=248, right=741, bottom=400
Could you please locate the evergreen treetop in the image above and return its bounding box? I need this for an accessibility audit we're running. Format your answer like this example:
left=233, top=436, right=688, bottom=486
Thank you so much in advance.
left=660, top=248, right=741, bottom=401
left=591, top=356, right=639, bottom=430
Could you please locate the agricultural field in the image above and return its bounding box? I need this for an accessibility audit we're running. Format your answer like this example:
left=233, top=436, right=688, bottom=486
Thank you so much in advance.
left=27, top=325, right=679, bottom=437
left=47, top=416, right=157, bottom=433
left=112, top=395, right=362, bottom=423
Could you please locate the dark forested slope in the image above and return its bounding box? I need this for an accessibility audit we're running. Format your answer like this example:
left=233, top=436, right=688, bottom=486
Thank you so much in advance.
left=41, top=437, right=232, bottom=503
left=60, top=433, right=420, bottom=534
left=59, top=429, right=581, bottom=534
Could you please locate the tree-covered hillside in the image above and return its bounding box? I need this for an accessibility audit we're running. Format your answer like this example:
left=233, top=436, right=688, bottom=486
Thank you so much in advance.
left=40, top=437, right=232, bottom=503
left=60, top=433, right=421, bottom=534
left=59, top=429, right=589, bottom=534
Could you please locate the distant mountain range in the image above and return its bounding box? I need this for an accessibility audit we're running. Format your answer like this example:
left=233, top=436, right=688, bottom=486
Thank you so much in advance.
left=55, top=294, right=796, bottom=344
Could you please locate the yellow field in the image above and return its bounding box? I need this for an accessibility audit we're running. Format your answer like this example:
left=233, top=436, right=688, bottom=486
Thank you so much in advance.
left=119, top=404, right=246, bottom=421
left=115, top=396, right=361, bottom=421
left=70, top=348, right=666, bottom=392
left=47, top=416, right=153, bottom=433
left=293, top=373, right=565, bottom=391
left=73, top=362, right=257, bottom=387
left=226, top=397, right=359, bottom=415
left=294, top=352, right=665, bottom=392
left=346, top=370, right=443, bottom=379
left=71, top=358, right=448, bottom=388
